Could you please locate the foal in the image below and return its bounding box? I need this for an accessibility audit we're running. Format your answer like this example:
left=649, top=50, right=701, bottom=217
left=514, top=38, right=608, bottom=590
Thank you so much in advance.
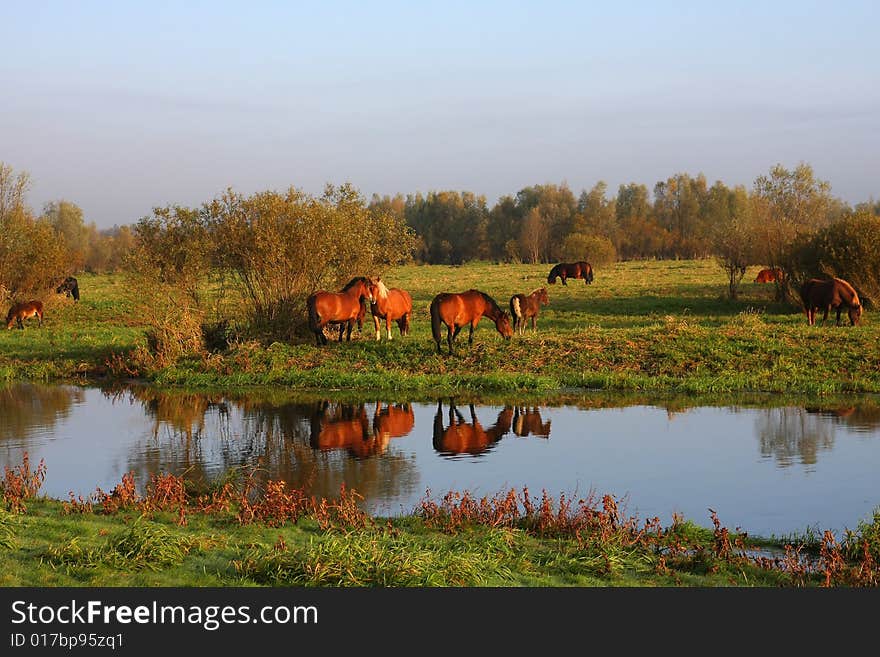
left=509, top=287, right=549, bottom=334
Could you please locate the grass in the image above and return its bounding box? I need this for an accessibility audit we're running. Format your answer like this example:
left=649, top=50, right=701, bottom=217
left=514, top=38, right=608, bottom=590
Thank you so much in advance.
left=1, top=260, right=878, bottom=395
left=4, top=484, right=873, bottom=587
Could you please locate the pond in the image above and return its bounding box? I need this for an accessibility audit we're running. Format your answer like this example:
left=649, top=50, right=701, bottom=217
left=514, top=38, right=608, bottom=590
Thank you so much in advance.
left=1, top=382, right=878, bottom=538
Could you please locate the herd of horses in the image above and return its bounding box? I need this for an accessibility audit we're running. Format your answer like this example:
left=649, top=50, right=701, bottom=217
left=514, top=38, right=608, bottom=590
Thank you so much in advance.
left=0, top=266, right=865, bottom=338
left=306, top=261, right=594, bottom=353
left=304, top=260, right=864, bottom=353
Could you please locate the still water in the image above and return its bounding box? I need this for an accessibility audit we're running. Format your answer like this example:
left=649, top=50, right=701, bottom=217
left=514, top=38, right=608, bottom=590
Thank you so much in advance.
left=1, top=383, right=878, bottom=537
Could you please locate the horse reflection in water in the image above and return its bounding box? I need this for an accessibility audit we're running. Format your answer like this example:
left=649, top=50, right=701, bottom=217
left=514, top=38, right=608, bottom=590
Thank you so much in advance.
left=512, top=406, right=551, bottom=439
left=432, top=399, right=514, bottom=456
left=309, top=401, right=414, bottom=458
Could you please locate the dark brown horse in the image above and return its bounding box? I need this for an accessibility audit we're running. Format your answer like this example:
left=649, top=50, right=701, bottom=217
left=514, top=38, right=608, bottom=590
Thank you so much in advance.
left=509, top=287, right=549, bottom=334
left=799, top=277, right=862, bottom=326
left=547, top=261, right=594, bottom=285
left=367, top=277, right=413, bottom=341
left=307, top=277, right=374, bottom=345
left=55, top=276, right=80, bottom=301
left=430, top=289, right=513, bottom=355
left=6, top=300, right=43, bottom=329
left=432, top=400, right=514, bottom=456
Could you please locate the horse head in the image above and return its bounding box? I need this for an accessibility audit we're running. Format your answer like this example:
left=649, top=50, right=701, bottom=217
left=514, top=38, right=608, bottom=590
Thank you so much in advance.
left=538, top=287, right=550, bottom=305
left=495, top=311, right=513, bottom=339
left=849, top=303, right=863, bottom=326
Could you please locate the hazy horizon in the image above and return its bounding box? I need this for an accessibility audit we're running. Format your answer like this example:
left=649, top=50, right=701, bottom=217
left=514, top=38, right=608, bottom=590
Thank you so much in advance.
left=2, top=1, right=878, bottom=229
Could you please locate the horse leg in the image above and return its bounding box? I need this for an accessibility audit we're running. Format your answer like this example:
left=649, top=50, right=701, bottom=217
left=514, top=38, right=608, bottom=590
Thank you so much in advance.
left=374, top=314, right=381, bottom=341
left=346, top=321, right=354, bottom=341
left=836, top=307, right=843, bottom=326
left=531, top=315, right=537, bottom=332
left=447, top=325, right=456, bottom=354
left=468, top=321, right=476, bottom=346
left=561, top=276, right=567, bottom=286
left=386, top=315, right=393, bottom=341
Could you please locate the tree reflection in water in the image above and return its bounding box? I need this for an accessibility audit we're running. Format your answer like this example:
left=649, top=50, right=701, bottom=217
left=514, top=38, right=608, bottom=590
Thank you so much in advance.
left=0, top=383, right=84, bottom=442
left=108, top=387, right=420, bottom=511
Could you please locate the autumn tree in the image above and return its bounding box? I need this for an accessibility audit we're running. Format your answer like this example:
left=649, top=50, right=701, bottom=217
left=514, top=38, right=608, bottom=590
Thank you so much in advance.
left=752, top=163, right=834, bottom=300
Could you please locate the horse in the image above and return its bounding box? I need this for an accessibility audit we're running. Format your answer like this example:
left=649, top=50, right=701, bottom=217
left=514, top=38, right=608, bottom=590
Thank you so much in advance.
left=429, top=289, right=513, bottom=355
left=509, top=287, right=549, bottom=334
left=367, top=277, right=413, bottom=341
left=307, top=277, right=374, bottom=345
left=754, top=268, right=784, bottom=284
left=6, top=300, right=43, bottom=330
left=55, top=276, right=80, bottom=301
left=432, top=400, right=514, bottom=456
left=547, top=261, right=594, bottom=285
left=326, top=277, right=371, bottom=342
left=799, top=277, right=862, bottom=326
left=512, top=406, right=551, bottom=438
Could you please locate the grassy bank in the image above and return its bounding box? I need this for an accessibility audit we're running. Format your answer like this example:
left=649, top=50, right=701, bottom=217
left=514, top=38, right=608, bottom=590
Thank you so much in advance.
left=3, top=464, right=878, bottom=587
left=2, top=260, right=878, bottom=395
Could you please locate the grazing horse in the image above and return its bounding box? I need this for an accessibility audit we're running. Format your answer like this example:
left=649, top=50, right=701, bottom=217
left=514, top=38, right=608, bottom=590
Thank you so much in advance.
left=55, top=276, right=80, bottom=301
left=430, top=289, right=513, bottom=355
left=799, top=277, right=862, bottom=326
left=547, top=261, right=594, bottom=285
left=432, top=400, right=514, bottom=456
left=754, top=267, right=784, bottom=284
left=6, top=300, right=43, bottom=330
left=367, top=277, right=413, bottom=341
left=512, top=406, right=551, bottom=438
left=509, top=287, right=549, bottom=335
left=307, top=277, right=374, bottom=345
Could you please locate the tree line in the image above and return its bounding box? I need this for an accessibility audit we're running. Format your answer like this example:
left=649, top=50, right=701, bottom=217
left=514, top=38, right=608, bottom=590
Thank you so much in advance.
left=3, top=158, right=880, bottom=323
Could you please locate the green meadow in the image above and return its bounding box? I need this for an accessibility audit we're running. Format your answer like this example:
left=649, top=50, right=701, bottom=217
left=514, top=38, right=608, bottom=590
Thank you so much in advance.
left=1, top=259, right=877, bottom=395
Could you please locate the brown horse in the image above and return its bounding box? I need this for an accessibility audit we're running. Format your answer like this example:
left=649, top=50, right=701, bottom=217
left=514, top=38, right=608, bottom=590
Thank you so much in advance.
left=799, top=277, right=862, bottom=326
left=6, top=300, right=43, bottom=330
left=326, top=277, right=371, bottom=342
left=512, top=406, right=551, bottom=438
left=430, top=289, right=513, bottom=355
left=547, top=261, right=594, bottom=285
left=432, top=400, right=513, bottom=456
left=367, top=277, right=413, bottom=341
left=754, top=267, right=784, bottom=283
left=509, top=287, right=549, bottom=334
left=307, top=277, right=374, bottom=345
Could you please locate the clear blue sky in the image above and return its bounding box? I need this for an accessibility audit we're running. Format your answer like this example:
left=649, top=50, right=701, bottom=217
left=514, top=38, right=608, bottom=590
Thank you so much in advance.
left=2, top=1, right=878, bottom=228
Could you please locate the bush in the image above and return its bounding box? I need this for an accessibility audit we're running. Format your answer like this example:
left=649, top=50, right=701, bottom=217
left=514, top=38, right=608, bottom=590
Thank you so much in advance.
left=560, top=233, right=617, bottom=266
left=787, top=210, right=880, bottom=307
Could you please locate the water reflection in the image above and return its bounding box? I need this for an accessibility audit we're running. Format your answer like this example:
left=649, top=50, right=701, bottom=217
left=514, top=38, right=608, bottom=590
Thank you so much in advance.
left=3, top=382, right=880, bottom=535
left=432, top=400, right=514, bottom=456
left=512, top=406, right=551, bottom=439
left=0, top=383, right=85, bottom=442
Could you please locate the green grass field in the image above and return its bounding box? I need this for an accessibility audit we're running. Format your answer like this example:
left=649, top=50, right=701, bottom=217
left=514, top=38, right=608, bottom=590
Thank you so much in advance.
left=1, top=259, right=878, bottom=395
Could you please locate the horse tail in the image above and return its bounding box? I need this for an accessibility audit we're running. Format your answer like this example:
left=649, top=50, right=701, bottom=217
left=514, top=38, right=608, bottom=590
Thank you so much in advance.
left=307, top=294, right=320, bottom=333
left=510, top=296, right=522, bottom=332
left=430, top=296, right=442, bottom=347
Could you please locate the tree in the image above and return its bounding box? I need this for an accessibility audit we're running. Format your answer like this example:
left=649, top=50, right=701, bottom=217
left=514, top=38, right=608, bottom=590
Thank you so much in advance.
left=42, top=200, right=90, bottom=270
left=752, top=163, right=834, bottom=300
left=709, top=184, right=755, bottom=299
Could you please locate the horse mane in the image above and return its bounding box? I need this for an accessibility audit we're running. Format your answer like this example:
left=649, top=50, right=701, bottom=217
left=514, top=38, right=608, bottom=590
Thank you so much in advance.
left=374, top=278, right=389, bottom=300
left=342, top=276, right=369, bottom=291
left=477, top=291, right=503, bottom=315
left=530, top=288, right=544, bottom=297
